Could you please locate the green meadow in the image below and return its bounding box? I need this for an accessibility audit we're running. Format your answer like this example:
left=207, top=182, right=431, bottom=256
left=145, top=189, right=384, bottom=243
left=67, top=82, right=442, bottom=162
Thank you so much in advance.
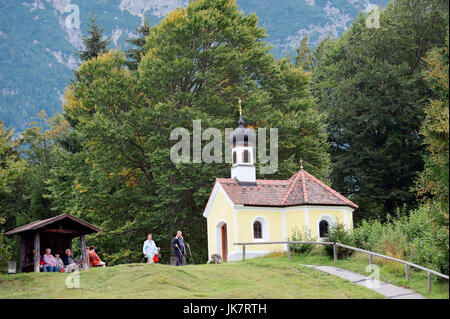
left=0, top=256, right=383, bottom=299
left=1, top=252, right=448, bottom=299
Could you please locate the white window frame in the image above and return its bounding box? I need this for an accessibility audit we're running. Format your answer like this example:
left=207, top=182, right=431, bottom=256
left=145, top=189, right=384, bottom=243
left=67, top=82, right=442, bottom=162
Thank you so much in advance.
left=251, top=216, right=269, bottom=242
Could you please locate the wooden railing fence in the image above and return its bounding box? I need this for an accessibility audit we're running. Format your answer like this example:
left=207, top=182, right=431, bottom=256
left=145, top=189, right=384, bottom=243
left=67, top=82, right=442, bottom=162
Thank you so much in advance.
left=234, top=241, right=449, bottom=293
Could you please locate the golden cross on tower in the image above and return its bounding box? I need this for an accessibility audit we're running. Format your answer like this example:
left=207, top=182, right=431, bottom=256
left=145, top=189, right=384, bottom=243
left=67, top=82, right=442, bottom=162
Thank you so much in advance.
left=299, top=158, right=304, bottom=170
left=238, top=97, right=242, bottom=117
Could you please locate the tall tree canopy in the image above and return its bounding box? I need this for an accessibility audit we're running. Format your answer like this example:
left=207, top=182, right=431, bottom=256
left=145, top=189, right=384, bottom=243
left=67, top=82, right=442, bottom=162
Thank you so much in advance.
left=0, top=121, right=20, bottom=267
left=50, top=0, right=330, bottom=263
left=414, top=31, right=449, bottom=273
left=294, top=35, right=330, bottom=73
left=78, top=15, right=110, bottom=62
left=416, top=31, right=449, bottom=220
left=312, top=0, right=449, bottom=220
left=125, top=19, right=151, bottom=71
left=0, top=122, right=24, bottom=196
left=0, top=121, right=26, bottom=232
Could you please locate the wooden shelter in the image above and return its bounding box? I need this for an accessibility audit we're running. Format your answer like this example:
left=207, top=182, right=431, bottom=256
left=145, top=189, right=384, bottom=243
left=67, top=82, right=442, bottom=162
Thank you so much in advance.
left=5, top=213, right=101, bottom=273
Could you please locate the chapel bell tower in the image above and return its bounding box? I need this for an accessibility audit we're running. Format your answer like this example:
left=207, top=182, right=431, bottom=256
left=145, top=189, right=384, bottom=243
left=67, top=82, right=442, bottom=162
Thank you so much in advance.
left=230, top=98, right=256, bottom=184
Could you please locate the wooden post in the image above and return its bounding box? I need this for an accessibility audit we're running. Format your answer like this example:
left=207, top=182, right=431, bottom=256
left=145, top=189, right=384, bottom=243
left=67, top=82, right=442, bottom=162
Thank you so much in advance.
left=405, top=264, right=410, bottom=282
left=333, top=243, right=337, bottom=262
left=80, top=234, right=88, bottom=271
left=242, top=244, right=246, bottom=261
left=19, top=237, right=26, bottom=273
left=428, top=272, right=432, bottom=293
left=369, top=254, right=373, bottom=266
left=34, top=232, right=40, bottom=273
left=287, top=243, right=291, bottom=261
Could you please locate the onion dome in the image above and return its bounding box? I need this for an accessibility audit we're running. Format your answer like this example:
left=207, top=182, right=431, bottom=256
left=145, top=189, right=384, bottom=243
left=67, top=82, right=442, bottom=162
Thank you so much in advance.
left=230, top=99, right=254, bottom=147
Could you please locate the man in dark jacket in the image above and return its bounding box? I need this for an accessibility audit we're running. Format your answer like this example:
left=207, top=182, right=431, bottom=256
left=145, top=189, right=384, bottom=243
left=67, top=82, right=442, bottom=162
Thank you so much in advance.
left=63, top=249, right=80, bottom=272
left=172, top=230, right=189, bottom=266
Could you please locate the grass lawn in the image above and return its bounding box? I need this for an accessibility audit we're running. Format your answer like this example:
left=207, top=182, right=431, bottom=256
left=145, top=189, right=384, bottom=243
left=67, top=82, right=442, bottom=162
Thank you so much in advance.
left=288, top=247, right=449, bottom=299
left=0, top=256, right=383, bottom=299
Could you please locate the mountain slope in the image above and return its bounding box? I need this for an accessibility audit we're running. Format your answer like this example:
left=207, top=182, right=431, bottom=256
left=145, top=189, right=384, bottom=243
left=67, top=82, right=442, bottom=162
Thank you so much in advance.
left=0, top=0, right=389, bottom=131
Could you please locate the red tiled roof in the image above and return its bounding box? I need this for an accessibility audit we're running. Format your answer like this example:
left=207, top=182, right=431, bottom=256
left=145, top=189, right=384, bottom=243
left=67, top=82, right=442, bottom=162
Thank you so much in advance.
left=217, top=170, right=358, bottom=209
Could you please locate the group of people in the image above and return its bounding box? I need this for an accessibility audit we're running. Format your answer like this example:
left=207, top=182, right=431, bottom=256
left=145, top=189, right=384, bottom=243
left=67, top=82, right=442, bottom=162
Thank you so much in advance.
left=31, top=246, right=105, bottom=273
left=30, top=231, right=188, bottom=272
left=143, top=230, right=190, bottom=266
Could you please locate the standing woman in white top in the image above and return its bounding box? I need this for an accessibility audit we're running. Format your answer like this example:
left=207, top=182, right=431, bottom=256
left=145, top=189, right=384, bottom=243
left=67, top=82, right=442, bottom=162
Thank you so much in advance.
left=143, top=233, right=159, bottom=264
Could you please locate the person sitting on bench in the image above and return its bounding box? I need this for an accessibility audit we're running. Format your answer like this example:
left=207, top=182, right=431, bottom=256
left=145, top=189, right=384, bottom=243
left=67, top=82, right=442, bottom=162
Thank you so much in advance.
left=54, top=253, right=64, bottom=272
left=88, top=246, right=105, bottom=267
left=63, top=249, right=80, bottom=272
left=42, top=248, right=61, bottom=272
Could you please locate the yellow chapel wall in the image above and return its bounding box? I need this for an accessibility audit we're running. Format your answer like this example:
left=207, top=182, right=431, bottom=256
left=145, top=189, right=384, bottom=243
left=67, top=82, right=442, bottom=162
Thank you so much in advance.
left=281, top=206, right=354, bottom=241
left=300, top=207, right=353, bottom=239
left=235, top=208, right=284, bottom=253
left=206, top=186, right=236, bottom=259
left=284, top=208, right=307, bottom=240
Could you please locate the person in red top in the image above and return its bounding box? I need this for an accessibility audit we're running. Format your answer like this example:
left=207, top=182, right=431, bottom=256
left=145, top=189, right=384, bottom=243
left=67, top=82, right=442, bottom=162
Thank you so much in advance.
left=88, top=246, right=106, bottom=267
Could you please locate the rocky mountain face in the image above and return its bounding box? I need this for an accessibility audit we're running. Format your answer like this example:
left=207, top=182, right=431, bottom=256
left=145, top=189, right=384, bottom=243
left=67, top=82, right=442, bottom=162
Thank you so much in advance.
left=0, top=0, right=388, bottom=131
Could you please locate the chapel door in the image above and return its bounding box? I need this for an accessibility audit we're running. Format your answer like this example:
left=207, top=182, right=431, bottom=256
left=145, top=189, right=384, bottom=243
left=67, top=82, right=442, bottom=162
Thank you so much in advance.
left=221, top=224, right=227, bottom=262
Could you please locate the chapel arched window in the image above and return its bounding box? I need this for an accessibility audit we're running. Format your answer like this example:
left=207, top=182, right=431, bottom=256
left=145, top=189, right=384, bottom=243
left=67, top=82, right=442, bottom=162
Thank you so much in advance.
left=319, top=220, right=329, bottom=238
left=253, top=221, right=262, bottom=239
left=243, top=150, right=249, bottom=163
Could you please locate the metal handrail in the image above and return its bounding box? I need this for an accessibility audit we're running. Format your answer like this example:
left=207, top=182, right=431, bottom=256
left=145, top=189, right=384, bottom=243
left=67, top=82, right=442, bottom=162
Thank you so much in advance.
left=234, top=240, right=449, bottom=292
left=235, top=241, right=335, bottom=246
left=335, top=243, right=449, bottom=280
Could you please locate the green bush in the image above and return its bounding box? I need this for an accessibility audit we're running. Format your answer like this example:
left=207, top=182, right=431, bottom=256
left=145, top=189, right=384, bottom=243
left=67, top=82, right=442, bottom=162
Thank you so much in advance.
left=352, top=219, right=383, bottom=251
left=288, top=226, right=315, bottom=254
left=408, top=206, right=449, bottom=275
left=102, top=249, right=134, bottom=266
left=323, top=222, right=354, bottom=259
left=351, top=206, right=449, bottom=275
